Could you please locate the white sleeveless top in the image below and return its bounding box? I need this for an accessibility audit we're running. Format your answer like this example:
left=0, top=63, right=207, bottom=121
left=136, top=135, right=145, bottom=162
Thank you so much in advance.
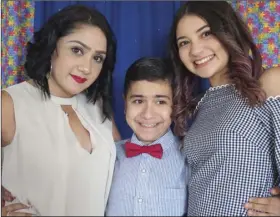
left=2, top=81, right=116, bottom=216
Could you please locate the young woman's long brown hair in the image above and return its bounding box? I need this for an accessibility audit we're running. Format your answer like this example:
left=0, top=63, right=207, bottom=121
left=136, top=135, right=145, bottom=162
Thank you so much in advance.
left=169, top=1, right=266, bottom=137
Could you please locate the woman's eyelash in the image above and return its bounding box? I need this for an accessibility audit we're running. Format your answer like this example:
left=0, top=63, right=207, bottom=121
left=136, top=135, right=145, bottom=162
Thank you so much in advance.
left=71, top=47, right=83, bottom=54
left=94, top=55, right=105, bottom=63
left=202, top=31, right=212, bottom=37
left=178, top=41, right=189, bottom=47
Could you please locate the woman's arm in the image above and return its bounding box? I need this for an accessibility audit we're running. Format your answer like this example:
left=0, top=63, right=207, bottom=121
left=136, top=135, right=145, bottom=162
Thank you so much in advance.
left=1, top=90, right=16, bottom=147
left=244, top=67, right=280, bottom=216
left=2, top=202, right=31, bottom=216
left=112, top=117, right=121, bottom=142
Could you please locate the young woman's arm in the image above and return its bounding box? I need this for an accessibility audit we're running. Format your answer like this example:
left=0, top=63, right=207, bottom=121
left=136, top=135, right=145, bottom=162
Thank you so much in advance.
left=260, top=66, right=280, bottom=97
left=244, top=67, right=280, bottom=216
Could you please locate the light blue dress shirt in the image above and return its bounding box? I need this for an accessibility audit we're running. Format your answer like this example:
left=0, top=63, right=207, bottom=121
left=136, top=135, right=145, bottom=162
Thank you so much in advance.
left=106, top=129, right=188, bottom=216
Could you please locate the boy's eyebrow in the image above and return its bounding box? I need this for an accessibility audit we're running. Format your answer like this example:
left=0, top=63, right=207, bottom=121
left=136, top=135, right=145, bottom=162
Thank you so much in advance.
left=129, top=94, right=171, bottom=100
left=129, top=94, right=144, bottom=99
left=155, top=95, right=171, bottom=100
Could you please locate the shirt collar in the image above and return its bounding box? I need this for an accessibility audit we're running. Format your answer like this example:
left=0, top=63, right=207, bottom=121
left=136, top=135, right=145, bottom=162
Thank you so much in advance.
left=50, top=94, right=78, bottom=110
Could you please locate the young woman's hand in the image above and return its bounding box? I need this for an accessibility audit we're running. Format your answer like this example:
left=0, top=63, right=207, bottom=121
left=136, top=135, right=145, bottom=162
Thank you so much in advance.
left=244, top=186, right=280, bottom=216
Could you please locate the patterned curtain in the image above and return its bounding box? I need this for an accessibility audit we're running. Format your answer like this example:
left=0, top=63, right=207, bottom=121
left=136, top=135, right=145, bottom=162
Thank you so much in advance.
left=232, top=0, right=280, bottom=68
left=1, top=0, right=34, bottom=88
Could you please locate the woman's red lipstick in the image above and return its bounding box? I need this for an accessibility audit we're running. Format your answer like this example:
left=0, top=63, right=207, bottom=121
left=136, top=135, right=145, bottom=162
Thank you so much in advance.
left=71, top=75, right=87, bottom=84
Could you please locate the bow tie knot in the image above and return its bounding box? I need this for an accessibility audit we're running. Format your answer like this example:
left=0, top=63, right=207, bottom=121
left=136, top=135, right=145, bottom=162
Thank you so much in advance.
left=125, top=141, right=163, bottom=159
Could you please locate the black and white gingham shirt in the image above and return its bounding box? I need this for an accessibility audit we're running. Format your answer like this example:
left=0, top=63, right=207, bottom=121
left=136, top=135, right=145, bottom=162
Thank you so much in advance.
left=183, top=84, right=280, bottom=216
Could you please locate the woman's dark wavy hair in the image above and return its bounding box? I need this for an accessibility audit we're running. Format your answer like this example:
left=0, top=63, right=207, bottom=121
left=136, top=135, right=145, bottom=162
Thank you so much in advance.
left=25, top=4, right=116, bottom=121
left=169, top=1, right=266, bottom=137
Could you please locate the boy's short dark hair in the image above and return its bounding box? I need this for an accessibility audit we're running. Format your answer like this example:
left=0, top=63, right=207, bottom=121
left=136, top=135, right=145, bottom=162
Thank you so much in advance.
left=123, top=57, right=174, bottom=97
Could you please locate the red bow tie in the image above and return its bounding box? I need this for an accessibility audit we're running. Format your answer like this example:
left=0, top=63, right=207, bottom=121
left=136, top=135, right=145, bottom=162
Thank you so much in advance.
left=125, top=141, right=163, bottom=159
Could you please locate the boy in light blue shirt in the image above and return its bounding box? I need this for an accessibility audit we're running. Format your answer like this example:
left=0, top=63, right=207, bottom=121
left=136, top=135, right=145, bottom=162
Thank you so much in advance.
left=106, top=57, right=188, bottom=216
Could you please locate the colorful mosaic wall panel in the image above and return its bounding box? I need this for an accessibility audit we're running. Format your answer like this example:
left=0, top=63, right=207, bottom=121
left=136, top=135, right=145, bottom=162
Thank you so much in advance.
left=232, top=0, right=280, bottom=68
left=1, top=0, right=34, bottom=88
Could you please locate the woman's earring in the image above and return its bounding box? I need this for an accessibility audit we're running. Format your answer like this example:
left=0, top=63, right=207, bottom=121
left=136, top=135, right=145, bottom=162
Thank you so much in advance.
left=46, top=65, right=52, bottom=79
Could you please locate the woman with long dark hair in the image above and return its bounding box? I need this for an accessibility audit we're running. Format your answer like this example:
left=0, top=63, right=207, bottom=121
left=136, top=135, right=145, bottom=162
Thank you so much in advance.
left=1, top=4, right=118, bottom=216
left=169, top=1, right=280, bottom=216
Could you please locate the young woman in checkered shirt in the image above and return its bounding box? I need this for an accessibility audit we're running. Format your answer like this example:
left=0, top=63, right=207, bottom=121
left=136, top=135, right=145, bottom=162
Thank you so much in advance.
left=169, top=1, right=280, bottom=216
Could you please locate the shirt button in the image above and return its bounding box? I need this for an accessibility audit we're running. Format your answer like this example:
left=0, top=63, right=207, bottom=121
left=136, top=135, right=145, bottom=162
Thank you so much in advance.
left=141, top=169, right=146, bottom=173
left=138, top=198, right=143, bottom=203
